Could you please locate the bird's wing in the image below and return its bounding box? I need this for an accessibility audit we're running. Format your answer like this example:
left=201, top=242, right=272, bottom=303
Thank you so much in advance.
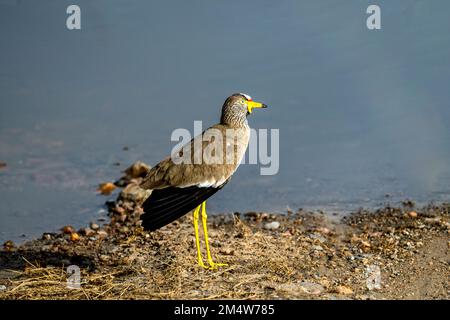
left=139, top=123, right=249, bottom=231
left=140, top=124, right=248, bottom=190
left=140, top=183, right=227, bottom=231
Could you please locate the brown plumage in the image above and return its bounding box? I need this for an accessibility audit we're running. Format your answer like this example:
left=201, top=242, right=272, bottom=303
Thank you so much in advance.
left=140, top=93, right=267, bottom=231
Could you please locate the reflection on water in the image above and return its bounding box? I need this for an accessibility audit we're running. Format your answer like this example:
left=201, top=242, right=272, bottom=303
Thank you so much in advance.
left=1, top=0, right=450, bottom=243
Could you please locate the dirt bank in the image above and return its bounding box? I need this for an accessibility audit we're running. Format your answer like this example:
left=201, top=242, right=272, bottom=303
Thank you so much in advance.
left=0, top=165, right=448, bottom=300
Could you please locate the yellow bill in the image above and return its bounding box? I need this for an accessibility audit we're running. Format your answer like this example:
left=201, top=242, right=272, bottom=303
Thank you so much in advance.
left=247, top=100, right=268, bottom=114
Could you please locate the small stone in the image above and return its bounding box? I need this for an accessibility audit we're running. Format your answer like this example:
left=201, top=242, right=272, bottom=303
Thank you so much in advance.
left=60, top=259, right=71, bottom=266
left=260, top=213, right=269, bottom=220
left=80, top=228, right=95, bottom=237
left=316, top=227, right=331, bottom=235
left=70, top=232, right=80, bottom=241
left=118, top=183, right=152, bottom=205
left=361, top=241, right=371, bottom=248
left=99, top=255, right=109, bottom=262
left=0, top=285, right=7, bottom=291
left=42, top=233, right=52, bottom=240
left=298, top=282, right=325, bottom=295
left=41, top=245, right=52, bottom=251
left=264, top=221, right=280, bottom=230
left=97, top=182, right=117, bottom=195
left=335, top=285, right=354, bottom=295
left=124, top=161, right=151, bottom=179
left=2, top=240, right=15, bottom=251
left=310, top=233, right=327, bottom=243
left=318, top=278, right=331, bottom=288
left=97, top=230, right=108, bottom=238
left=90, top=223, right=100, bottom=230
left=61, top=225, right=75, bottom=234
left=408, top=211, right=418, bottom=218
left=369, top=231, right=382, bottom=238
left=219, top=248, right=235, bottom=255
left=424, top=217, right=440, bottom=224
left=311, top=245, right=324, bottom=251
left=114, top=206, right=126, bottom=215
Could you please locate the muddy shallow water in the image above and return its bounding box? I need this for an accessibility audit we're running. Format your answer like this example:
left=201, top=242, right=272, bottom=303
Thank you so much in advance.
left=1, top=1, right=450, bottom=243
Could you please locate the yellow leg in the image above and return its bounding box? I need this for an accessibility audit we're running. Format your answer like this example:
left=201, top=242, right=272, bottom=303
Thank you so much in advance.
left=201, top=201, right=228, bottom=269
left=193, top=204, right=207, bottom=268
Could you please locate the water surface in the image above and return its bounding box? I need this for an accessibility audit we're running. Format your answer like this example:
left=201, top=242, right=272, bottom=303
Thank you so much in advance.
left=1, top=0, right=450, bottom=243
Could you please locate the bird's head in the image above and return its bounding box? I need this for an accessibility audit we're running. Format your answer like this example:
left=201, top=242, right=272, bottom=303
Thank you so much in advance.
left=220, top=93, right=267, bottom=126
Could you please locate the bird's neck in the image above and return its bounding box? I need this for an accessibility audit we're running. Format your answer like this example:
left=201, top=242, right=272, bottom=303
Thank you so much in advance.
left=220, top=115, right=249, bottom=129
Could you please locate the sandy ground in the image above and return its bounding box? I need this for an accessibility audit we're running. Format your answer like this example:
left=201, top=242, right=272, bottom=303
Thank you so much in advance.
left=0, top=165, right=448, bottom=300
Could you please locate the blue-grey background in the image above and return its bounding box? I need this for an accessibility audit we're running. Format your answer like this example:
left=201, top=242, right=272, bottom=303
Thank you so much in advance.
left=1, top=0, right=449, bottom=243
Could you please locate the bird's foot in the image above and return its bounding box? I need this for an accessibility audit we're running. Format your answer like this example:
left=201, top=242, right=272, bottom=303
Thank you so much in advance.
left=197, top=260, right=209, bottom=269
left=207, top=260, right=228, bottom=270
left=196, top=259, right=228, bottom=270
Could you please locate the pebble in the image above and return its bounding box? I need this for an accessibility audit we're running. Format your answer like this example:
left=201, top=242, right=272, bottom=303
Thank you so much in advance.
left=61, top=259, right=71, bottom=266
left=99, top=255, right=110, bottom=262
left=0, top=285, right=6, bottom=291
left=298, top=282, right=325, bottom=295
left=70, top=232, right=80, bottom=241
left=97, top=230, right=108, bottom=238
left=361, top=241, right=371, bottom=248
left=424, top=217, right=440, bottom=224
left=408, top=211, right=418, bottom=218
left=124, top=161, right=151, bottom=178
left=42, top=233, right=52, bottom=241
left=61, top=226, right=75, bottom=234
left=264, top=221, right=280, bottom=230
left=90, top=223, right=100, bottom=230
left=309, top=233, right=327, bottom=243
left=335, top=285, right=354, bottom=295
left=3, top=240, right=15, bottom=250
left=260, top=213, right=269, bottom=220
left=219, top=248, right=235, bottom=255
left=316, top=227, right=331, bottom=235
left=118, top=183, right=152, bottom=204
left=81, top=227, right=95, bottom=237
left=97, top=182, right=117, bottom=195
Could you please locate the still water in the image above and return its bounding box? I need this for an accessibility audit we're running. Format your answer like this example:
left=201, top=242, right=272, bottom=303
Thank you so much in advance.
left=1, top=0, right=450, bottom=243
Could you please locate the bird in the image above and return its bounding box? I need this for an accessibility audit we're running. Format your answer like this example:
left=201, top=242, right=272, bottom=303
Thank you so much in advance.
left=139, top=93, right=267, bottom=269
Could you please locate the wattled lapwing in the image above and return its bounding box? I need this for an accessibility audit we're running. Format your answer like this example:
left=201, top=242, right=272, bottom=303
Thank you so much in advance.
left=140, top=93, right=267, bottom=269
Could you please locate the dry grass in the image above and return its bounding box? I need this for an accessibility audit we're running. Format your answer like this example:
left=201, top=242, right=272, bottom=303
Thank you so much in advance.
left=1, top=203, right=449, bottom=300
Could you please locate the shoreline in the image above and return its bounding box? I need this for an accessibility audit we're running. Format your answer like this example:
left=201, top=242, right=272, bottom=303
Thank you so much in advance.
left=1, top=164, right=449, bottom=300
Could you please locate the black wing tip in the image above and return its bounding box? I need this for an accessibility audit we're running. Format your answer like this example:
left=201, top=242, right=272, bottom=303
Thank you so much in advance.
left=139, top=185, right=225, bottom=231
left=140, top=213, right=164, bottom=231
